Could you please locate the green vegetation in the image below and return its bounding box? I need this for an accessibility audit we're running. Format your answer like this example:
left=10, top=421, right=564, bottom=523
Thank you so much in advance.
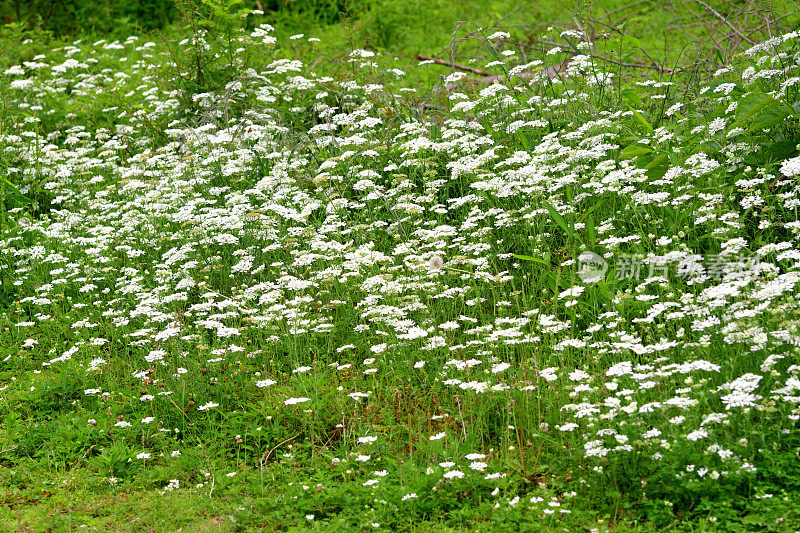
left=1, top=0, right=800, bottom=530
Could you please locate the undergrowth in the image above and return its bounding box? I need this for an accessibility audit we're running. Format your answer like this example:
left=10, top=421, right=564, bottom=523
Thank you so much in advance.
left=1, top=1, right=800, bottom=531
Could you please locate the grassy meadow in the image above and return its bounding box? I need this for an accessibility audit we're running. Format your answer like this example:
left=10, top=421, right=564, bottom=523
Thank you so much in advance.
left=1, top=0, right=800, bottom=530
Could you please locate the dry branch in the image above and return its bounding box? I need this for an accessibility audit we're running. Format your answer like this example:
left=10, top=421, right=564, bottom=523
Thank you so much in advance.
left=692, top=0, right=756, bottom=44
left=414, top=54, right=491, bottom=76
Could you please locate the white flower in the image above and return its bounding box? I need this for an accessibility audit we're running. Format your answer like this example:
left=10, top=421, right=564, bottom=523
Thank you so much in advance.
left=781, top=155, right=800, bottom=177
left=255, top=379, right=276, bottom=388
left=3, top=65, right=25, bottom=75
left=10, top=79, right=34, bottom=90
left=136, top=452, right=151, bottom=460
left=539, top=367, right=559, bottom=381
left=487, top=31, right=510, bottom=40
left=443, top=470, right=465, bottom=479
left=491, top=362, right=510, bottom=373
left=198, top=402, right=219, bottom=411
left=686, top=428, right=708, bottom=441
left=370, top=343, right=387, bottom=354
left=429, top=432, right=446, bottom=441
left=284, top=397, right=310, bottom=405
left=428, top=255, right=445, bottom=271
left=358, top=436, right=378, bottom=444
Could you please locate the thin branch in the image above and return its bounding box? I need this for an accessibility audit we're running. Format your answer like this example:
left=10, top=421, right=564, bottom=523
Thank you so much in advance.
left=261, top=433, right=300, bottom=464
left=692, top=0, right=756, bottom=44
left=415, top=53, right=491, bottom=76
left=417, top=103, right=448, bottom=112
left=572, top=15, right=590, bottom=42
left=748, top=8, right=799, bottom=38
left=603, top=0, right=653, bottom=18
left=525, top=39, right=679, bottom=73
left=584, top=14, right=664, bottom=70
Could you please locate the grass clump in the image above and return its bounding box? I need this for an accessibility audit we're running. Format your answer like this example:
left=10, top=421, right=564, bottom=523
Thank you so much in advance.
left=1, top=2, right=800, bottom=530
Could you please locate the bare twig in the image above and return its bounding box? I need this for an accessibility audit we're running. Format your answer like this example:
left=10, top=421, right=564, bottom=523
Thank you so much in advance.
left=585, top=14, right=665, bottom=70
left=417, top=103, right=448, bottom=112
left=603, top=0, right=653, bottom=19
left=748, top=8, right=799, bottom=38
left=525, top=39, right=679, bottom=73
left=310, top=54, right=324, bottom=69
left=692, top=0, right=756, bottom=44
left=572, top=15, right=590, bottom=42
left=261, top=433, right=300, bottom=464
left=415, top=53, right=491, bottom=76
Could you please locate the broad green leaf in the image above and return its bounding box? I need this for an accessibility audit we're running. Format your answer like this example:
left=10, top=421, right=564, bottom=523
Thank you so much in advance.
left=1, top=177, right=31, bottom=204
left=735, top=93, right=767, bottom=122
left=632, top=110, right=653, bottom=132
left=732, top=94, right=787, bottom=132
left=645, top=152, right=669, bottom=169
left=543, top=201, right=570, bottom=236
left=621, top=143, right=652, bottom=159
left=749, top=104, right=790, bottom=132
left=621, top=88, right=642, bottom=108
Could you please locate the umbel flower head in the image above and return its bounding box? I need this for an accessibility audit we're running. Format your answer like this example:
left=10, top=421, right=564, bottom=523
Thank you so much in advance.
left=428, top=255, right=444, bottom=272
left=781, top=155, right=800, bottom=178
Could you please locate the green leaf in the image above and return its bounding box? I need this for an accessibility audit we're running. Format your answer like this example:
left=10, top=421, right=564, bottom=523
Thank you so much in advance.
left=1, top=177, right=31, bottom=204
left=645, top=152, right=669, bottom=179
left=714, top=48, right=725, bottom=66
left=732, top=93, right=789, bottom=133
left=742, top=514, right=765, bottom=526
left=596, top=281, right=612, bottom=300
left=544, top=201, right=584, bottom=246
left=621, top=88, right=642, bottom=108
left=631, top=110, right=653, bottom=132
left=543, top=201, right=570, bottom=236
left=735, top=93, right=768, bottom=122
left=645, top=153, right=669, bottom=170
left=621, top=143, right=652, bottom=159
left=621, top=35, right=643, bottom=50
left=750, top=104, right=790, bottom=132
left=517, top=131, right=530, bottom=151
left=513, top=251, right=551, bottom=265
